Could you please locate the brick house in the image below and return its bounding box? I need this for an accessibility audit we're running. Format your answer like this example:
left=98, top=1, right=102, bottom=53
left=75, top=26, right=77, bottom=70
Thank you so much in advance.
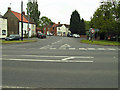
left=4, top=7, right=36, bottom=37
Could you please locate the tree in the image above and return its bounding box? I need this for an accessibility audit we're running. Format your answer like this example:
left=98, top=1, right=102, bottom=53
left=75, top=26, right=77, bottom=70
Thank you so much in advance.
left=90, top=1, right=119, bottom=40
left=80, top=18, right=86, bottom=35
left=39, top=16, right=53, bottom=30
left=26, top=0, right=40, bottom=27
left=70, top=10, right=81, bottom=34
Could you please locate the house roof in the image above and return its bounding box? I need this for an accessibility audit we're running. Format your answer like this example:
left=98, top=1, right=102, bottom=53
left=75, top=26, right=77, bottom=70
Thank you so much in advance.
left=57, top=24, right=69, bottom=28
left=52, top=24, right=59, bottom=27
left=0, top=14, right=7, bottom=19
left=11, top=11, right=28, bottom=23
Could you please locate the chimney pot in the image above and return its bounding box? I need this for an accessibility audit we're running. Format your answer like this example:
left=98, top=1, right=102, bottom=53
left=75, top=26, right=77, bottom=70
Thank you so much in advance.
left=22, top=11, right=25, bottom=15
left=8, top=7, right=11, bottom=11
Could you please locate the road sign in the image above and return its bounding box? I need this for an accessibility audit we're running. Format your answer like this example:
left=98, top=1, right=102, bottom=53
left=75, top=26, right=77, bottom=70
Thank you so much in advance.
left=28, top=28, right=30, bottom=31
left=91, top=29, right=95, bottom=34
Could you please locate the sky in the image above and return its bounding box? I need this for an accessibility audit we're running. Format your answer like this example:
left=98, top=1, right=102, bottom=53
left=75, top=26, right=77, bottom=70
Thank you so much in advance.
left=0, top=0, right=101, bottom=24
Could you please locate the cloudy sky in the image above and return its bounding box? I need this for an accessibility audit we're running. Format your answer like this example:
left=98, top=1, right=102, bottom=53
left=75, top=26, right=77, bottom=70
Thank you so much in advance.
left=0, top=0, right=101, bottom=24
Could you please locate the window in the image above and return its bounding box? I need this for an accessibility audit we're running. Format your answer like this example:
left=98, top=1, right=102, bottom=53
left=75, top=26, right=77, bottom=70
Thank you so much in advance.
left=2, top=30, right=6, bottom=35
left=63, top=32, right=65, bottom=34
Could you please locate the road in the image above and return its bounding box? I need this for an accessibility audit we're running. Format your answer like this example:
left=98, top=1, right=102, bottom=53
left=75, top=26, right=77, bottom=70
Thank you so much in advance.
left=1, top=36, right=119, bottom=88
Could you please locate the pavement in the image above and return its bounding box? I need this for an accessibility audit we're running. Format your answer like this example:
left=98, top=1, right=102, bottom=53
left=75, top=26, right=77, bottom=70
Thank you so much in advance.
left=1, top=36, right=119, bottom=88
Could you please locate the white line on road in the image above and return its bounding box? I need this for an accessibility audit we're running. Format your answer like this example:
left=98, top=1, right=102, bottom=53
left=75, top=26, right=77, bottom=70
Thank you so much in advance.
left=87, top=48, right=96, bottom=50
left=21, top=55, right=69, bottom=58
left=79, top=48, right=87, bottom=50
left=107, top=48, right=116, bottom=50
left=62, top=57, right=75, bottom=61
left=69, top=48, right=76, bottom=50
left=1, top=86, right=32, bottom=88
left=97, top=48, right=106, bottom=50
left=2, top=58, right=93, bottom=63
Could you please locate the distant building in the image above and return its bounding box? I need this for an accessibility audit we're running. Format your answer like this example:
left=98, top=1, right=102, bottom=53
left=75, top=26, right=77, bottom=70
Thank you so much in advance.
left=57, top=24, right=70, bottom=36
left=0, top=14, right=7, bottom=38
left=4, top=7, right=36, bottom=37
left=43, top=22, right=60, bottom=36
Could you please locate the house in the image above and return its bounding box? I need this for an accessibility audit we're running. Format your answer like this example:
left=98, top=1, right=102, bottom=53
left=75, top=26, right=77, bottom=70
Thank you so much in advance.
left=4, top=7, right=36, bottom=37
left=57, top=24, right=70, bottom=36
left=43, top=24, right=53, bottom=35
left=0, top=14, right=7, bottom=38
left=43, top=22, right=60, bottom=36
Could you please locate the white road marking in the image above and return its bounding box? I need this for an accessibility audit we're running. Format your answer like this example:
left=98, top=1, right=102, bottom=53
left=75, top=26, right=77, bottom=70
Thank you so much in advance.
left=3, top=55, right=69, bottom=58
left=1, top=86, right=32, bottom=88
left=2, top=58, right=93, bottom=63
left=79, top=48, right=87, bottom=50
left=69, top=48, right=76, bottom=50
left=40, top=47, right=47, bottom=49
left=50, top=48, right=56, bottom=50
left=60, top=44, right=71, bottom=48
left=87, top=48, right=96, bottom=50
left=75, top=56, right=94, bottom=58
left=107, top=48, right=116, bottom=50
left=62, top=57, right=75, bottom=61
left=97, top=48, right=106, bottom=50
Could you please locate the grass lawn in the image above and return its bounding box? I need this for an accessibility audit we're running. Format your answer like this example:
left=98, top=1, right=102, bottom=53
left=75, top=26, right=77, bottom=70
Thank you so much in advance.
left=80, top=40, right=120, bottom=46
left=1, top=40, right=37, bottom=44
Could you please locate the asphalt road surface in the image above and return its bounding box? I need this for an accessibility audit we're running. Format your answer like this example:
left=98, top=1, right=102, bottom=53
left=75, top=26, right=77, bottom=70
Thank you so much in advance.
left=1, top=36, right=119, bottom=88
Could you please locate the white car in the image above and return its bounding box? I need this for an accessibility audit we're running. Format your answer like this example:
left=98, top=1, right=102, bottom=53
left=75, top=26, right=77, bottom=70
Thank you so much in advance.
left=73, top=34, right=80, bottom=38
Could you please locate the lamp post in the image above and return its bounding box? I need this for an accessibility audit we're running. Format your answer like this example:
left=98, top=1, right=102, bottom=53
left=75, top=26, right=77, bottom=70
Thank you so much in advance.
left=28, top=0, right=30, bottom=39
left=21, top=1, right=23, bottom=40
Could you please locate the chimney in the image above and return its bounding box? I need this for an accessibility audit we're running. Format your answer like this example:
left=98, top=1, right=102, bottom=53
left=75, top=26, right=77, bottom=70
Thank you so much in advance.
left=22, top=11, right=25, bottom=15
left=8, top=7, right=11, bottom=11
left=58, top=22, right=60, bottom=25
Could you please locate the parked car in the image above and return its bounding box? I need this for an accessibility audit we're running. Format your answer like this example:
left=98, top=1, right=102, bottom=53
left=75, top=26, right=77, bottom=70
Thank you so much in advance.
left=67, top=33, right=73, bottom=37
left=73, top=34, right=80, bottom=38
left=5, top=34, right=21, bottom=41
left=47, top=33, right=53, bottom=36
left=38, top=33, right=46, bottom=39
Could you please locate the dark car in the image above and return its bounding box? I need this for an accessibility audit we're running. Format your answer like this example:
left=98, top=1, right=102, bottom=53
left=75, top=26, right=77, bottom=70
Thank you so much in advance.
left=38, top=33, right=46, bottom=39
left=67, top=33, right=73, bottom=37
left=5, top=34, right=21, bottom=41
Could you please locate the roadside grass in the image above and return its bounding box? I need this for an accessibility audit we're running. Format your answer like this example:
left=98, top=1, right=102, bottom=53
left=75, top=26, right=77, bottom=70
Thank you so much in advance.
left=1, top=40, right=37, bottom=44
left=80, top=40, right=120, bottom=46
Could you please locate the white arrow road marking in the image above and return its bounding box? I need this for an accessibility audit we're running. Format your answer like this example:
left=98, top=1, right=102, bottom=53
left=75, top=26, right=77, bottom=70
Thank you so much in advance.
left=60, top=44, right=71, bottom=48
left=2, top=58, right=94, bottom=63
left=62, top=57, right=75, bottom=61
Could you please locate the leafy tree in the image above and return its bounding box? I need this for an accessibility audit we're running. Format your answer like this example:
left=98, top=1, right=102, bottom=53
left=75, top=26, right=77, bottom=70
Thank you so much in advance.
left=84, top=21, right=90, bottom=31
left=39, top=16, right=53, bottom=30
left=70, top=10, right=81, bottom=34
left=80, top=18, right=86, bottom=35
left=90, top=1, right=119, bottom=40
left=26, top=0, right=40, bottom=27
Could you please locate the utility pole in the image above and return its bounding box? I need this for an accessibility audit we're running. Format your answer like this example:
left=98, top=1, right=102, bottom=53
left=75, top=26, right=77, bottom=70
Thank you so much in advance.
left=28, top=0, right=30, bottom=39
left=21, top=1, right=23, bottom=40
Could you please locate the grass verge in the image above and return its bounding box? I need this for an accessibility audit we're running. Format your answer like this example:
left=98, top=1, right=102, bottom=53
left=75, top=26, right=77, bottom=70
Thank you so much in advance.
left=1, top=40, right=37, bottom=44
left=80, top=40, right=120, bottom=46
